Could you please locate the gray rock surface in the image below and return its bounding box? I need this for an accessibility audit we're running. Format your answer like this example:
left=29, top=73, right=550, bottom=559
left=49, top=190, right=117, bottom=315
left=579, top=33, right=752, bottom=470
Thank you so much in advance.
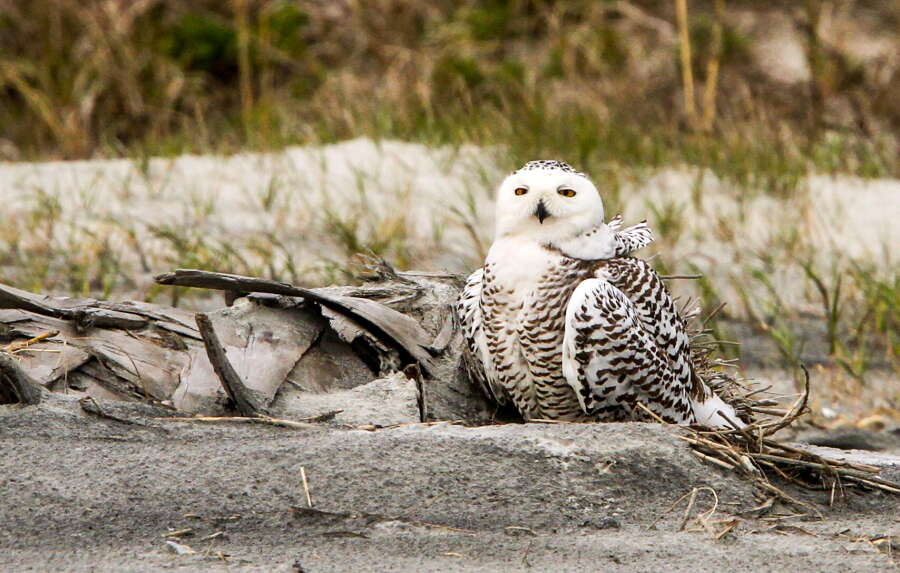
left=271, top=371, right=421, bottom=426
left=1, top=396, right=899, bottom=572
left=796, top=427, right=900, bottom=454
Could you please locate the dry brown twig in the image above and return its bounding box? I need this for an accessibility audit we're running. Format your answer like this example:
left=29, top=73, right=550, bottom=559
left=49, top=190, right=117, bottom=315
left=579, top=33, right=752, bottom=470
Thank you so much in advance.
left=631, top=357, right=893, bottom=513
left=2, top=330, right=59, bottom=353
left=650, top=486, right=727, bottom=537
left=153, top=415, right=319, bottom=430
left=300, top=466, right=313, bottom=508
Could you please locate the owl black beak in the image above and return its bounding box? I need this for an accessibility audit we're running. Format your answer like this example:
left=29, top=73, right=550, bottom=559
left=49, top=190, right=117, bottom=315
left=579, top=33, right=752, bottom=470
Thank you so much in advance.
left=534, top=200, right=550, bottom=224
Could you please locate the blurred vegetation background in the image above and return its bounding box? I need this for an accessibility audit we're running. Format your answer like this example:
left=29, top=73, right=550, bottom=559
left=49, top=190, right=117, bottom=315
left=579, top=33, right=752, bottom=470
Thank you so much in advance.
left=0, top=0, right=897, bottom=184
left=0, top=1, right=897, bottom=412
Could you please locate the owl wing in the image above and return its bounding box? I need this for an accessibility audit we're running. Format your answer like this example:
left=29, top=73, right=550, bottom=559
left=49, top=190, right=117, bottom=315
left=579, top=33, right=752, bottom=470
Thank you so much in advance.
left=604, top=214, right=654, bottom=257
left=562, top=277, right=694, bottom=423
left=607, top=214, right=624, bottom=232
left=612, top=220, right=653, bottom=257
left=457, top=268, right=509, bottom=405
left=594, top=257, right=706, bottom=400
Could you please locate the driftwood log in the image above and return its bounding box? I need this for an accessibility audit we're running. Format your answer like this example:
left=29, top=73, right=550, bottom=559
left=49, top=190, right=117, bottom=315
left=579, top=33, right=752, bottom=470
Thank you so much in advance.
left=0, top=264, right=497, bottom=424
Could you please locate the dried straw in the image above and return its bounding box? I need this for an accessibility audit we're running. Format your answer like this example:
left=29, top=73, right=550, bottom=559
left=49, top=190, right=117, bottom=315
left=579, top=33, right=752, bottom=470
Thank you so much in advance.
left=680, top=365, right=900, bottom=511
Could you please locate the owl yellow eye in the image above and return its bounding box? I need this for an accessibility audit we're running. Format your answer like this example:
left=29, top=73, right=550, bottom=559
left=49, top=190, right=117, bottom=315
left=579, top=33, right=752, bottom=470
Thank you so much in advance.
left=558, top=188, right=576, bottom=197
left=514, top=187, right=528, bottom=196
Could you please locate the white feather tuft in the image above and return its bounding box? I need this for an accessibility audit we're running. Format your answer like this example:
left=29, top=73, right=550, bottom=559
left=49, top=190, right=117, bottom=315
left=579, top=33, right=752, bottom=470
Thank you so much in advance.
left=691, top=394, right=744, bottom=429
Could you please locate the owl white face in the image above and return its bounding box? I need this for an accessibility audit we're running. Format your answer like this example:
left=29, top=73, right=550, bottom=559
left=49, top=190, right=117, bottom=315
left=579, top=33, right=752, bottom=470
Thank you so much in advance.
left=494, top=161, right=605, bottom=244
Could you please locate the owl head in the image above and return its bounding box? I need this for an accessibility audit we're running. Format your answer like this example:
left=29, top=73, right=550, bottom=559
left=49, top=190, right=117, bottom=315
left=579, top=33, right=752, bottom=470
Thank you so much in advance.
left=493, top=160, right=605, bottom=244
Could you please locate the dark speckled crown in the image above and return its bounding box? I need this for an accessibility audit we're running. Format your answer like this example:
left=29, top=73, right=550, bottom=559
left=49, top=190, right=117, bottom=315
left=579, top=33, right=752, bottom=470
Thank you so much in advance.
left=515, top=160, right=586, bottom=178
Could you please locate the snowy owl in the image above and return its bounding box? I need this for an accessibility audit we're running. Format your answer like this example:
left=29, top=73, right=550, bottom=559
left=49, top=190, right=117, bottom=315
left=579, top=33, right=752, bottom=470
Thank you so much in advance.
left=457, top=160, right=741, bottom=427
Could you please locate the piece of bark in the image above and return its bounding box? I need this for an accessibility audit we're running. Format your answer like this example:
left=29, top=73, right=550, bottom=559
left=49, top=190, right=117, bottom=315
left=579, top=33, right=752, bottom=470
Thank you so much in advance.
left=156, top=269, right=438, bottom=374
left=282, top=328, right=374, bottom=393
left=318, top=306, right=402, bottom=373
left=8, top=334, right=92, bottom=387
left=0, top=353, right=43, bottom=405
left=56, top=369, right=139, bottom=403
left=190, top=299, right=325, bottom=416
left=170, top=346, right=229, bottom=414
left=196, top=313, right=264, bottom=416
left=88, top=329, right=192, bottom=400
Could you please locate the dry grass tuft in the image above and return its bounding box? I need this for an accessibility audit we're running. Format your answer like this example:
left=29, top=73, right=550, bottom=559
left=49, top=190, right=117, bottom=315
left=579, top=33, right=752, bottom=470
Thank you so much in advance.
left=681, top=367, right=900, bottom=512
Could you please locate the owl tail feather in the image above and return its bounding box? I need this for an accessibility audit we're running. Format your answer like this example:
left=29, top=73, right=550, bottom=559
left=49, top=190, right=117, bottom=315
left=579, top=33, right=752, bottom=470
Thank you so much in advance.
left=691, top=393, right=746, bottom=428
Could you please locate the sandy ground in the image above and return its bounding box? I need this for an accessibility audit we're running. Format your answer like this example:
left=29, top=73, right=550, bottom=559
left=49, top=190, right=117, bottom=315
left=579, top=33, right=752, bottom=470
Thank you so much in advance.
left=1, top=395, right=899, bottom=572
